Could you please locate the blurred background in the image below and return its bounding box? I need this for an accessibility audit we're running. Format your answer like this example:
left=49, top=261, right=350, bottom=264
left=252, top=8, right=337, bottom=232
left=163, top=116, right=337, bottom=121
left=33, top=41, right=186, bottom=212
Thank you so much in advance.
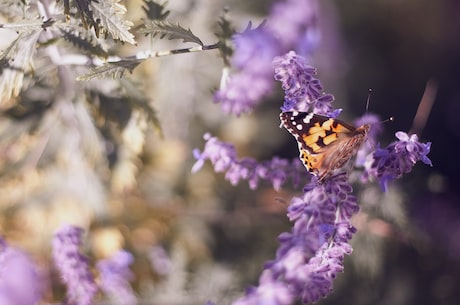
left=0, top=0, right=459, bottom=304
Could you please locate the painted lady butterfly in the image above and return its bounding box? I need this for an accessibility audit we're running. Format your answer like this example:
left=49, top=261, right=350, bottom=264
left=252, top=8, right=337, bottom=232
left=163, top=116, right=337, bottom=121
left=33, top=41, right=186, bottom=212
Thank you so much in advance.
left=280, top=111, right=370, bottom=183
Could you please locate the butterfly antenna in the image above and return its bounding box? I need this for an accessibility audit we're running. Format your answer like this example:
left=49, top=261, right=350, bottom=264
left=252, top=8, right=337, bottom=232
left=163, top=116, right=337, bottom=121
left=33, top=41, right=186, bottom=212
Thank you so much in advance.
left=365, top=88, right=372, bottom=113
left=364, top=88, right=393, bottom=125
left=379, top=116, right=395, bottom=125
left=409, top=79, right=437, bottom=135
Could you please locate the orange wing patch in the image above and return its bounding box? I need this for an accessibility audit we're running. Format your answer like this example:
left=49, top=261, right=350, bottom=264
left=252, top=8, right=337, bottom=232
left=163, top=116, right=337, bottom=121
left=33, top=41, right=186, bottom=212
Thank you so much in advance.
left=280, top=111, right=370, bottom=182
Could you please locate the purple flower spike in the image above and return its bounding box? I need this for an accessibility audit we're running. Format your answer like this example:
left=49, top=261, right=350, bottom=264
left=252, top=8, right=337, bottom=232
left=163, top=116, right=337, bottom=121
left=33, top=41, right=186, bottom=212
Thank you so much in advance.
left=236, top=173, right=359, bottom=305
left=232, top=270, right=294, bottom=305
left=97, top=250, right=137, bottom=305
left=192, top=133, right=236, bottom=174
left=192, top=133, right=307, bottom=190
left=366, top=131, right=432, bottom=191
left=52, top=225, right=98, bottom=305
left=273, top=51, right=335, bottom=116
left=0, top=239, right=42, bottom=305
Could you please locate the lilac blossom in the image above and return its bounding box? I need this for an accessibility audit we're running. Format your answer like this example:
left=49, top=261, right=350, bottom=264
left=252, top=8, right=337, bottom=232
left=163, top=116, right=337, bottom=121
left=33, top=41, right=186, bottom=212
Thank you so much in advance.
left=52, top=225, right=98, bottom=305
left=192, top=133, right=307, bottom=191
left=97, top=250, right=137, bottom=305
left=214, top=0, right=320, bottom=115
left=233, top=173, right=358, bottom=305
left=365, top=131, right=432, bottom=191
left=0, top=239, right=42, bottom=305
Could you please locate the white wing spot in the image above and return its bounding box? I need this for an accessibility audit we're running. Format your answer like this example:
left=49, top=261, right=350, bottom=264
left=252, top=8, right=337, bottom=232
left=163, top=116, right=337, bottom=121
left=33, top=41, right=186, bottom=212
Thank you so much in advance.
left=303, top=112, right=314, bottom=124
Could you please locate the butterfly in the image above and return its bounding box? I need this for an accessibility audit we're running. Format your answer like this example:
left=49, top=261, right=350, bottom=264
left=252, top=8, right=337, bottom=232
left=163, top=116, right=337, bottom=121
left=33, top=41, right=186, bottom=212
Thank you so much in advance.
left=280, top=111, right=370, bottom=183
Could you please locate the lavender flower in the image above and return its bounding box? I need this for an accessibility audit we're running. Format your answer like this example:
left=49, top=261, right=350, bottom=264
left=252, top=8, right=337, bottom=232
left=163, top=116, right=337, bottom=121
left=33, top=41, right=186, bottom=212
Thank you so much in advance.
left=97, top=250, right=137, bottom=305
left=192, top=133, right=306, bottom=191
left=273, top=51, right=334, bottom=115
left=365, top=131, right=432, bottom=191
left=232, top=270, right=294, bottom=305
left=353, top=113, right=383, bottom=167
left=214, top=0, right=320, bottom=115
left=52, top=225, right=98, bottom=305
left=266, top=0, right=320, bottom=52
left=0, top=239, right=42, bottom=305
left=148, top=245, right=171, bottom=276
left=233, top=173, right=358, bottom=305
left=214, top=27, right=279, bottom=116
left=199, top=46, right=433, bottom=305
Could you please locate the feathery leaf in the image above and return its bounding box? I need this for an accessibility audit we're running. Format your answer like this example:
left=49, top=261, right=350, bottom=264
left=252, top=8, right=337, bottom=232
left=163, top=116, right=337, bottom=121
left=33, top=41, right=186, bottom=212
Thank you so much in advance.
left=0, top=30, right=42, bottom=104
left=139, top=20, right=204, bottom=46
left=0, top=19, right=50, bottom=33
left=119, top=78, right=161, bottom=132
left=215, top=8, right=236, bottom=66
left=68, top=0, right=99, bottom=35
left=0, top=0, right=29, bottom=18
left=90, top=0, right=136, bottom=44
left=77, top=60, right=142, bottom=80
left=60, top=28, right=109, bottom=58
left=142, top=0, right=170, bottom=21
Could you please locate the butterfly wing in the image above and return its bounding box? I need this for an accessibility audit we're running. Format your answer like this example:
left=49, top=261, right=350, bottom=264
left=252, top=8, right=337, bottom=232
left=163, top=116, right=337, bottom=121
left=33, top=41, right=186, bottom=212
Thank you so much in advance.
left=280, top=111, right=368, bottom=181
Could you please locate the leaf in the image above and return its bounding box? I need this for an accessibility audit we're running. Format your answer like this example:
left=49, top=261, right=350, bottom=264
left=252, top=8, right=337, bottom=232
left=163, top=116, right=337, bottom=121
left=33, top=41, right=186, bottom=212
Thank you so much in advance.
left=214, top=8, right=236, bottom=66
left=59, top=28, right=109, bottom=58
left=215, top=8, right=236, bottom=40
left=119, top=78, right=161, bottom=132
left=142, top=0, right=170, bottom=21
left=0, top=0, right=29, bottom=18
left=76, top=60, right=142, bottom=80
left=139, top=20, right=203, bottom=46
left=0, top=19, right=48, bottom=33
left=70, top=0, right=99, bottom=35
left=0, top=30, right=42, bottom=104
left=87, top=85, right=153, bottom=191
left=90, top=0, right=136, bottom=44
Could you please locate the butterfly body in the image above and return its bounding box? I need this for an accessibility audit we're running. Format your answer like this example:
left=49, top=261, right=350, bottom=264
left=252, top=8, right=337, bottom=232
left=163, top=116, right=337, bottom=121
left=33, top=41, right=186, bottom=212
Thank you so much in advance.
left=280, top=111, right=370, bottom=182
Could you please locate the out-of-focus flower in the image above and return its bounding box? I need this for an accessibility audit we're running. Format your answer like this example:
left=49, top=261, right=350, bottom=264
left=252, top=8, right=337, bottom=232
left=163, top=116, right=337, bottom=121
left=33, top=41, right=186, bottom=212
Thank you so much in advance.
left=97, top=250, right=137, bottom=305
left=267, top=0, right=320, bottom=52
left=148, top=245, right=171, bottom=277
left=0, top=239, right=42, bottom=305
left=192, top=133, right=306, bottom=191
left=214, top=0, right=320, bottom=116
left=52, top=225, right=98, bottom=305
left=232, top=270, right=294, bottom=305
left=365, top=131, right=432, bottom=191
left=214, top=27, right=278, bottom=116
left=353, top=114, right=383, bottom=167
